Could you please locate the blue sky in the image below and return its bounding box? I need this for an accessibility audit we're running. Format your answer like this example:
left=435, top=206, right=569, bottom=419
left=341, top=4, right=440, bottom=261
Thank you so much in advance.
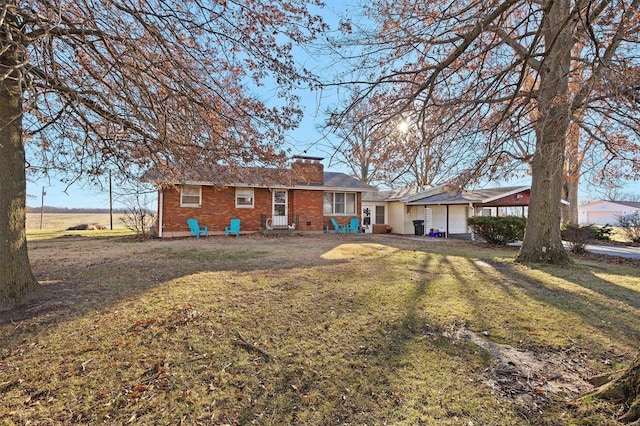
left=27, top=173, right=135, bottom=210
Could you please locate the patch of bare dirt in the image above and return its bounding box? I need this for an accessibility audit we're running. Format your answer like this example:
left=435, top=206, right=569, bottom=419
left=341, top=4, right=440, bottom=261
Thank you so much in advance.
left=445, top=325, right=597, bottom=420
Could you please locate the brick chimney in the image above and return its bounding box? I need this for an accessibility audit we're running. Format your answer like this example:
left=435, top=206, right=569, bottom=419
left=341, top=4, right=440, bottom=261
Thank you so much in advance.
left=291, top=155, right=324, bottom=185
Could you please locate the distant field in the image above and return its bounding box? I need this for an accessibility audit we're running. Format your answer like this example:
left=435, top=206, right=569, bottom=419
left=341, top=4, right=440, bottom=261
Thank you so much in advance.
left=26, top=212, right=127, bottom=231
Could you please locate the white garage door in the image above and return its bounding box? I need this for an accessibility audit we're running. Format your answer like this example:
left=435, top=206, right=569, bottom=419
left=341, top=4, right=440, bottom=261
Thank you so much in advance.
left=587, top=211, right=621, bottom=226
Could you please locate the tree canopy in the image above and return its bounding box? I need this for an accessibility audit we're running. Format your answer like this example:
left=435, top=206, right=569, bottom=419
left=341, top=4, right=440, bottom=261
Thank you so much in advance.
left=325, top=95, right=485, bottom=189
left=330, top=0, right=640, bottom=263
left=17, top=0, right=326, bottom=179
left=0, top=0, right=325, bottom=309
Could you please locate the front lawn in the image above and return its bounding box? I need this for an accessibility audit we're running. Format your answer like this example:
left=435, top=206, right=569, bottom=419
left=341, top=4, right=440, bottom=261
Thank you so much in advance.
left=1, top=234, right=638, bottom=425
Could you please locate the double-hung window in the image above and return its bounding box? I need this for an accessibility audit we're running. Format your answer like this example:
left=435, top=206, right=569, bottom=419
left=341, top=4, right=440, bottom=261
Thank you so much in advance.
left=323, top=192, right=356, bottom=215
left=375, top=206, right=385, bottom=224
left=235, top=187, right=254, bottom=208
left=180, top=185, right=201, bottom=207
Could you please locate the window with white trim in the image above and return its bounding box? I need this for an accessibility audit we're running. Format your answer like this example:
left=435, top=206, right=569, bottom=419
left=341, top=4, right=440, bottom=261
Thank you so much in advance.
left=180, top=185, right=202, bottom=207
left=235, top=187, right=254, bottom=208
left=323, top=192, right=356, bottom=215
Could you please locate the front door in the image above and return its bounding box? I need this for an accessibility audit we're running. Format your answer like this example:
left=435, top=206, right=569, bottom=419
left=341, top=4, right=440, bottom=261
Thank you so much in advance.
left=362, top=204, right=386, bottom=233
left=362, top=205, right=373, bottom=233
left=272, top=189, right=288, bottom=228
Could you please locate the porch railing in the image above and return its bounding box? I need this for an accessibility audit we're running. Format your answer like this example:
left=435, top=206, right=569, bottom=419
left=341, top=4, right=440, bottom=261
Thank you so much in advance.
left=260, top=214, right=299, bottom=230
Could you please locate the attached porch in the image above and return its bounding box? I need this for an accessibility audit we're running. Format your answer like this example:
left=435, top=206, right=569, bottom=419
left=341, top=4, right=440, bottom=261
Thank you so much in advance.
left=406, top=187, right=531, bottom=238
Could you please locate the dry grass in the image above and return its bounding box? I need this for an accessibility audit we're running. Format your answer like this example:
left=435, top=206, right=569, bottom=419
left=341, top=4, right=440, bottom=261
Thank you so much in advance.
left=25, top=213, right=132, bottom=241
left=26, top=213, right=128, bottom=231
left=1, top=234, right=638, bottom=425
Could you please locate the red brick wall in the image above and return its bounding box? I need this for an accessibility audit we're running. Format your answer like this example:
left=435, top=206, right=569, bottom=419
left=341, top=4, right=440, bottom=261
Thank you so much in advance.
left=161, top=184, right=363, bottom=235
left=290, top=190, right=324, bottom=231
left=161, top=186, right=273, bottom=234
left=483, top=190, right=531, bottom=206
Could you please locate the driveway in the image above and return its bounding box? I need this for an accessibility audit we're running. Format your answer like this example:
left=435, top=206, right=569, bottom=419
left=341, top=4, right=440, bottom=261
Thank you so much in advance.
left=507, top=240, right=640, bottom=260
left=584, top=243, right=640, bottom=259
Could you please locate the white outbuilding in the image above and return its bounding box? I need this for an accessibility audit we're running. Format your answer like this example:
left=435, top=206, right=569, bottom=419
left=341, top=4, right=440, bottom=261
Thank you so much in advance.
left=578, top=200, right=640, bottom=226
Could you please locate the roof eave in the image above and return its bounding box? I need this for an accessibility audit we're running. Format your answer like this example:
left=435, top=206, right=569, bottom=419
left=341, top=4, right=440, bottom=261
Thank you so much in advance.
left=296, top=185, right=370, bottom=192
left=176, top=181, right=369, bottom=192
left=406, top=200, right=470, bottom=206
left=179, top=180, right=293, bottom=189
left=480, top=186, right=530, bottom=203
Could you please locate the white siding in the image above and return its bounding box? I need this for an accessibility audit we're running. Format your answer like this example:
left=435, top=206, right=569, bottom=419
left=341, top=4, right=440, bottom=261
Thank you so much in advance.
left=430, top=206, right=447, bottom=232
left=586, top=211, right=620, bottom=226
left=388, top=201, right=412, bottom=234
left=448, top=205, right=471, bottom=233
left=391, top=204, right=473, bottom=235
left=579, top=201, right=640, bottom=225
left=361, top=202, right=387, bottom=233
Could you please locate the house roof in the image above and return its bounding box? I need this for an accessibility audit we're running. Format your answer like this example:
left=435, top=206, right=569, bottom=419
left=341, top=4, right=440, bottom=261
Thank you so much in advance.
left=363, top=185, right=531, bottom=205
left=319, top=172, right=376, bottom=191
left=579, top=200, right=640, bottom=211
left=362, top=186, right=426, bottom=202
left=608, top=201, right=640, bottom=209
left=406, top=186, right=531, bottom=206
left=145, top=165, right=374, bottom=192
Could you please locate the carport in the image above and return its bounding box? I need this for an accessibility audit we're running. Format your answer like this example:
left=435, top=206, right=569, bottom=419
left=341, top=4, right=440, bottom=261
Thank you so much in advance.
left=406, top=186, right=531, bottom=239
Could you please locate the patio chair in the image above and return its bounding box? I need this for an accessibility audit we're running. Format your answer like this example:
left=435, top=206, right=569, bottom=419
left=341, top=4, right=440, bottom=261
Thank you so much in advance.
left=225, top=218, right=241, bottom=237
left=330, top=218, right=344, bottom=234
left=187, top=218, right=208, bottom=238
left=343, top=217, right=361, bottom=234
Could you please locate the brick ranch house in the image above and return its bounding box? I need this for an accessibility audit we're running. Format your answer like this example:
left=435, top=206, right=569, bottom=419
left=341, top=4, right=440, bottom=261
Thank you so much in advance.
left=153, top=156, right=375, bottom=237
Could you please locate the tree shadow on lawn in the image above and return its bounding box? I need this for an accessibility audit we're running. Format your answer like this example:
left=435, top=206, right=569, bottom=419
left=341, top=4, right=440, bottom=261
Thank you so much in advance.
left=223, top=252, right=517, bottom=425
left=429, top=256, right=639, bottom=424
left=1, top=236, right=568, bottom=424
left=0, top=235, right=352, bottom=332
left=543, top=261, right=639, bottom=310
left=341, top=252, right=525, bottom=424
left=1, top=237, right=447, bottom=425
left=479, top=258, right=640, bottom=353
left=48, top=238, right=497, bottom=424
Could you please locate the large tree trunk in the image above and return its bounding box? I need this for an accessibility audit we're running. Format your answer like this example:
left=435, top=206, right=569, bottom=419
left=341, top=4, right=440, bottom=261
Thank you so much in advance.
left=518, top=124, right=570, bottom=263
left=0, top=4, right=39, bottom=311
left=561, top=177, right=579, bottom=225
left=562, top=122, right=581, bottom=224
left=516, top=0, right=572, bottom=264
left=561, top=42, right=587, bottom=226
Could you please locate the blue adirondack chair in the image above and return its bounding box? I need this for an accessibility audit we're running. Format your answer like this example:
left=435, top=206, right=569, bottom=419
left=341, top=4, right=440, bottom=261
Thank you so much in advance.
left=330, top=218, right=344, bottom=234
left=343, top=217, right=361, bottom=234
left=187, top=218, right=208, bottom=238
left=225, top=218, right=241, bottom=237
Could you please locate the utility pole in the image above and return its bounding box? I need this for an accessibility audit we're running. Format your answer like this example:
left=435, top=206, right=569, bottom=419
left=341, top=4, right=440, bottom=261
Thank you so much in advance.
left=40, top=187, right=46, bottom=229
left=109, top=170, right=113, bottom=230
